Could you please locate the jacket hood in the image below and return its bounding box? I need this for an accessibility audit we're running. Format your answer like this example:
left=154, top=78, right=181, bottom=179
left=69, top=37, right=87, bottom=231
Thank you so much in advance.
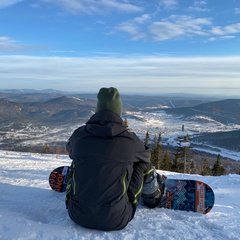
left=85, top=110, right=126, bottom=137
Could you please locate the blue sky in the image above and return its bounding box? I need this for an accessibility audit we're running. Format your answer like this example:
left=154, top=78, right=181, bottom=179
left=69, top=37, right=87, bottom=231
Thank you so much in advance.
left=0, top=0, right=240, bottom=96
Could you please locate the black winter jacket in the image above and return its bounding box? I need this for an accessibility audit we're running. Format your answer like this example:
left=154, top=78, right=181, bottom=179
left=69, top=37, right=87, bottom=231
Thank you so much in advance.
left=66, top=110, right=151, bottom=231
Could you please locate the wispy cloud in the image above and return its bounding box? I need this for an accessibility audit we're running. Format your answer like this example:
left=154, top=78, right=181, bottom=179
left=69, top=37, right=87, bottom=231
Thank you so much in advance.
left=133, top=14, right=151, bottom=24
left=115, top=23, right=146, bottom=40
left=207, top=35, right=236, bottom=42
left=0, top=0, right=23, bottom=9
left=115, top=14, right=151, bottom=40
left=116, top=13, right=240, bottom=42
left=116, top=15, right=211, bottom=41
left=210, top=23, right=240, bottom=35
left=0, top=36, right=48, bottom=52
left=187, top=0, right=209, bottom=12
left=41, top=0, right=143, bottom=15
left=158, top=0, right=178, bottom=10
left=234, top=8, right=240, bottom=14
left=0, top=36, right=23, bottom=51
left=149, top=15, right=211, bottom=40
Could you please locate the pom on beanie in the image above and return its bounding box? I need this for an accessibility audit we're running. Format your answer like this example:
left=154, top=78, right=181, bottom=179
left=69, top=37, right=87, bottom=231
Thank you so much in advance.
left=96, top=87, right=123, bottom=116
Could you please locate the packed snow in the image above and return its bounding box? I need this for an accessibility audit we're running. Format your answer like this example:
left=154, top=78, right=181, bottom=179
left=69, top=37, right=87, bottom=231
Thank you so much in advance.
left=0, top=150, right=240, bottom=240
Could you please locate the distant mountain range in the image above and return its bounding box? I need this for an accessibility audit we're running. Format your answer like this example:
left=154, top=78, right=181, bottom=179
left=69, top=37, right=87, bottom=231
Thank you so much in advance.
left=162, top=99, right=240, bottom=125
left=0, top=89, right=239, bottom=158
left=0, top=95, right=96, bottom=125
left=0, top=89, right=239, bottom=125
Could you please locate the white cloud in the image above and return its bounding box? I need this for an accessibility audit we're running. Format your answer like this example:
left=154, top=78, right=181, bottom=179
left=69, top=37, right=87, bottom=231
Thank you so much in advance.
left=116, top=13, right=240, bottom=42
left=115, top=14, right=152, bottom=40
left=41, top=0, right=142, bottom=15
left=133, top=14, right=151, bottom=24
left=115, top=22, right=146, bottom=40
left=147, top=15, right=211, bottom=40
left=210, top=23, right=240, bottom=35
left=158, top=0, right=178, bottom=9
left=0, top=0, right=23, bottom=8
left=188, top=0, right=209, bottom=12
left=0, top=36, right=22, bottom=51
left=207, top=35, right=236, bottom=42
left=0, top=36, right=45, bottom=52
left=116, top=15, right=212, bottom=41
left=234, top=8, right=240, bottom=14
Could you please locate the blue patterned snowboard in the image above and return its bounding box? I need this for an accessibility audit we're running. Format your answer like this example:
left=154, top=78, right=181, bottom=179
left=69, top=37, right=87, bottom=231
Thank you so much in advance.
left=49, top=166, right=71, bottom=192
left=49, top=167, right=215, bottom=214
left=159, top=179, right=215, bottom=214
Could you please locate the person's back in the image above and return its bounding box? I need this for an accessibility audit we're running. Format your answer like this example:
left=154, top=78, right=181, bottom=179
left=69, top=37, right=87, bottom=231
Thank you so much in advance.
left=66, top=87, right=164, bottom=231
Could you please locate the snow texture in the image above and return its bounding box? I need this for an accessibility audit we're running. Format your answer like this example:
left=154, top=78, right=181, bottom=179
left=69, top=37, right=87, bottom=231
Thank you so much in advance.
left=0, top=150, right=239, bottom=240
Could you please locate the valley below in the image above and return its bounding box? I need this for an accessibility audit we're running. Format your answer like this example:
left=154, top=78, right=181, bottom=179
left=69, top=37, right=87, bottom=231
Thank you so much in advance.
left=0, top=89, right=240, bottom=174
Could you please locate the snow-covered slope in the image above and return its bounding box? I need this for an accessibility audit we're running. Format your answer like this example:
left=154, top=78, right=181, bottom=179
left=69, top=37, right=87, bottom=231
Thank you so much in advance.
left=0, top=150, right=239, bottom=240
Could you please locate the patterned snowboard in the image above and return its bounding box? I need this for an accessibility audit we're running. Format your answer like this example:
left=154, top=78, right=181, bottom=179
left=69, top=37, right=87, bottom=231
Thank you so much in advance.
left=159, top=179, right=215, bottom=214
left=49, top=166, right=71, bottom=192
left=48, top=166, right=215, bottom=214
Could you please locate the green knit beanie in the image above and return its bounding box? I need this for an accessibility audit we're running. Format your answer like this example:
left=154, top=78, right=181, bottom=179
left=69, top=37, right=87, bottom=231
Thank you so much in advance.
left=96, top=87, right=123, bottom=116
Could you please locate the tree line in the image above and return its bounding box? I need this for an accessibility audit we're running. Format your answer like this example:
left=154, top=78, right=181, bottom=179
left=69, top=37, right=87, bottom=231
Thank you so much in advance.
left=144, top=131, right=227, bottom=176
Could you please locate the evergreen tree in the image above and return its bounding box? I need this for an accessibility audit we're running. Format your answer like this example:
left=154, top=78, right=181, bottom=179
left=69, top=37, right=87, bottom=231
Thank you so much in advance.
left=123, top=118, right=129, bottom=130
left=157, top=132, right=162, bottom=145
left=212, top=154, right=227, bottom=176
left=201, top=159, right=212, bottom=176
left=172, top=147, right=184, bottom=173
left=42, top=143, right=50, bottom=154
left=151, top=135, right=158, bottom=167
left=161, top=151, right=171, bottom=171
left=189, top=161, right=195, bottom=174
left=172, top=155, right=181, bottom=173
left=150, top=133, right=163, bottom=169
left=144, top=131, right=150, bottom=147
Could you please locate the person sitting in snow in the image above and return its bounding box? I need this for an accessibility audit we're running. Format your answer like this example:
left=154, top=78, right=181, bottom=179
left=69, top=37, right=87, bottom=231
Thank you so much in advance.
left=65, top=87, right=165, bottom=231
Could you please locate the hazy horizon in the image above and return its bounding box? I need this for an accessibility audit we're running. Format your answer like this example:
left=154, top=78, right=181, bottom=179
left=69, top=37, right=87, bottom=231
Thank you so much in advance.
left=1, top=87, right=239, bottom=99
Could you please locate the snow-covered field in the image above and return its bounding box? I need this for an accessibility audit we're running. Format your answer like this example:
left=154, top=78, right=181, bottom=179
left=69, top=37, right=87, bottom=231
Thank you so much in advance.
left=127, top=111, right=240, bottom=161
left=0, top=150, right=240, bottom=240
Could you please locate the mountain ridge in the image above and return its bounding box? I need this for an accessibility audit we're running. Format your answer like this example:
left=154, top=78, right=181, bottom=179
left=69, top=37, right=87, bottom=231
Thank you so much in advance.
left=0, top=90, right=239, bottom=161
left=0, top=91, right=239, bottom=125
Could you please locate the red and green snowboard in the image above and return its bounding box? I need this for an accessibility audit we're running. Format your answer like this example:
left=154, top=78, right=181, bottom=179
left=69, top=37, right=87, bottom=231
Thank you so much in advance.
left=49, top=166, right=215, bottom=214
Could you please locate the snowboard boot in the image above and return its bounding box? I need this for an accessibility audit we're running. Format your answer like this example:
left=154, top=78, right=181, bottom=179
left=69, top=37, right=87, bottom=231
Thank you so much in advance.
left=142, top=168, right=166, bottom=208
left=157, top=173, right=166, bottom=194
